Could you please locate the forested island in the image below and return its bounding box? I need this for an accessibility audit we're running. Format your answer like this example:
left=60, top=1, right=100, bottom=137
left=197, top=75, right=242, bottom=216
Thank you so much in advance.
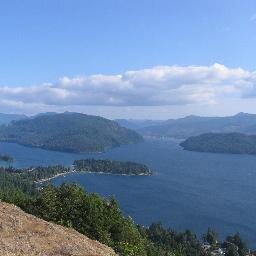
left=0, top=112, right=143, bottom=153
left=0, top=158, right=152, bottom=188
left=0, top=165, right=251, bottom=256
left=180, top=132, right=256, bottom=155
left=74, top=159, right=152, bottom=175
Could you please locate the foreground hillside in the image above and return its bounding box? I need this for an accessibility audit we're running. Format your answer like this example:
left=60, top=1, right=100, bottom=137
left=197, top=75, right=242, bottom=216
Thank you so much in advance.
left=0, top=166, right=251, bottom=256
left=180, top=132, right=256, bottom=155
left=0, top=202, right=116, bottom=256
left=0, top=112, right=143, bottom=152
left=139, top=112, right=256, bottom=138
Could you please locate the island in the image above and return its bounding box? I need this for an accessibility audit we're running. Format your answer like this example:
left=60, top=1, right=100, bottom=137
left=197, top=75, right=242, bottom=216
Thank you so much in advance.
left=73, top=159, right=152, bottom=176
left=0, top=159, right=152, bottom=187
left=180, top=132, right=256, bottom=155
left=0, top=112, right=143, bottom=153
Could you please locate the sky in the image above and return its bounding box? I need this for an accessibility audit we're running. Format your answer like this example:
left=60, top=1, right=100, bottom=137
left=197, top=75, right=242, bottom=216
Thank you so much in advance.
left=1, top=0, right=256, bottom=119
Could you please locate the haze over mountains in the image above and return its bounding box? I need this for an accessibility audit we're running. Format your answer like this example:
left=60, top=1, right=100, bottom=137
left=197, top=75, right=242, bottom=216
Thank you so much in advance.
left=115, top=119, right=164, bottom=130
left=0, top=113, right=27, bottom=125
left=130, top=113, right=256, bottom=138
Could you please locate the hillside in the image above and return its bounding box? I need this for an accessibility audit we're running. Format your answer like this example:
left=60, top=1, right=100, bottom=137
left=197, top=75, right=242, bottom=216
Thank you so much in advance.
left=180, top=132, right=256, bottom=155
left=0, top=113, right=27, bottom=125
left=139, top=113, right=256, bottom=138
left=0, top=202, right=116, bottom=256
left=0, top=112, right=143, bottom=152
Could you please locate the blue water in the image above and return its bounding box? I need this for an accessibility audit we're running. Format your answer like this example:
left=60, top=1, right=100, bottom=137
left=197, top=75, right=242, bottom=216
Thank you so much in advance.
left=1, top=139, right=256, bottom=247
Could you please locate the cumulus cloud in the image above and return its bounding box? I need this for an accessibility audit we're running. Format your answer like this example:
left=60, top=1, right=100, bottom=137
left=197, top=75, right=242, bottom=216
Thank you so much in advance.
left=1, top=64, right=256, bottom=112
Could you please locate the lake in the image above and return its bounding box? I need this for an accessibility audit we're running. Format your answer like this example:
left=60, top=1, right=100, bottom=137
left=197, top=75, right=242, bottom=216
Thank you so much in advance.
left=1, top=139, right=256, bottom=247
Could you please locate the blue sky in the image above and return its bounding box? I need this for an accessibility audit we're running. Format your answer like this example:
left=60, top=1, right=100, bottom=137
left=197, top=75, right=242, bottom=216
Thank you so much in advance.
left=1, top=0, right=256, bottom=118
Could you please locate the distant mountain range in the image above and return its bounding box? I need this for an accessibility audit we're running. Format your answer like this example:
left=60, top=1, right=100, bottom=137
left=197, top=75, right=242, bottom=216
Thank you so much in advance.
left=115, top=119, right=164, bottom=130
left=0, top=112, right=143, bottom=153
left=137, top=112, right=256, bottom=138
left=0, top=113, right=27, bottom=125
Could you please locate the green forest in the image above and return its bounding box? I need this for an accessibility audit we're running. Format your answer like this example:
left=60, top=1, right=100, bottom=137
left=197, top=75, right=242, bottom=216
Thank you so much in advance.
left=0, top=112, right=143, bottom=153
left=180, top=133, right=256, bottom=155
left=74, top=159, right=152, bottom=175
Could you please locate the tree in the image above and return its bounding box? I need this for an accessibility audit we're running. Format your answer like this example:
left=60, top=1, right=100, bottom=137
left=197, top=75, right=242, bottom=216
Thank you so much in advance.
left=226, top=233, right=247, bottom=256
left=203, top=228, right=218, bottom=245
left=226, top=243, right=239, bottom=256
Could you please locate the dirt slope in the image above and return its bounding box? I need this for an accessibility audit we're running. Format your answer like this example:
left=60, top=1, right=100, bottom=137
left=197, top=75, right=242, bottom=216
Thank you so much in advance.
left=0, top=202, right=117, bottom=256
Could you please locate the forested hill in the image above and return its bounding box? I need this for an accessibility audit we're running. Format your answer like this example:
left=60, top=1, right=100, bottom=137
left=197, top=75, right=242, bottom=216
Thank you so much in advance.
left=0, top=112, right=143, bottom=153
left=180, top=132, right=256, bottom=155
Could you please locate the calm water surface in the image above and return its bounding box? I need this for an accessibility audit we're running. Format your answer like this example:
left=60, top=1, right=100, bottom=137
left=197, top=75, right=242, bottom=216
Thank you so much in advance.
left=1, top=139, right=256, bottom=247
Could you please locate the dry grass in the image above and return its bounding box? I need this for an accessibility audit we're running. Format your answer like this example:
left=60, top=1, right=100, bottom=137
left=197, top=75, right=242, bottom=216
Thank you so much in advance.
left=0, top=202, right=117, bottom=256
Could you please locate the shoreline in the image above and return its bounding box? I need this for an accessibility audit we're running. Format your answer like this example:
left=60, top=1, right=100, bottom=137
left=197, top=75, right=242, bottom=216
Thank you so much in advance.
left=35, top=169, right=152, bottom=184
left=35, top=170, right=75, bottom=184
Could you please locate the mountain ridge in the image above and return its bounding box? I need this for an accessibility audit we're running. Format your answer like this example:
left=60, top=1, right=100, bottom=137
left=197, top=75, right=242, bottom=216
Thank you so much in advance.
left=0, top=112, right=143, bottom=153
left=138, top=112, right=256, bottom=138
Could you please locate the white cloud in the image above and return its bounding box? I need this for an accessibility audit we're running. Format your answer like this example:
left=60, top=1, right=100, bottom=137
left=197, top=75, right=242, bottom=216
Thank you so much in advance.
left=0, top=64, right=256, bottom=114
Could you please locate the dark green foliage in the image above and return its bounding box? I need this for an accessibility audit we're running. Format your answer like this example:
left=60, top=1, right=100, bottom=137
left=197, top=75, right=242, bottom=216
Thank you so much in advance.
left=202, top=228, right=219, bottom=245
left=225, top=233, right=248, bottom=256
left=0, top=112, right=144, bottom=152
left=139, top=223, right=204, bottom=256
left=24, top=183, right=147, bottom=256
left=0, top=165, right=70, bottom=205
left=219, top=234, right=248, bottom=256
left=180, top=133, right=256, bottom=155
left=225, top=243, right=239, bottom=256
left=74, top=159, right=152, bottom=175
left=0, top=167, right=36, bottom=205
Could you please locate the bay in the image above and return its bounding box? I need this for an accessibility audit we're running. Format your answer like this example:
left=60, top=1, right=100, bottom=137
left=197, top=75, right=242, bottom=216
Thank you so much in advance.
left=1, top=139, right=256, bottom=247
